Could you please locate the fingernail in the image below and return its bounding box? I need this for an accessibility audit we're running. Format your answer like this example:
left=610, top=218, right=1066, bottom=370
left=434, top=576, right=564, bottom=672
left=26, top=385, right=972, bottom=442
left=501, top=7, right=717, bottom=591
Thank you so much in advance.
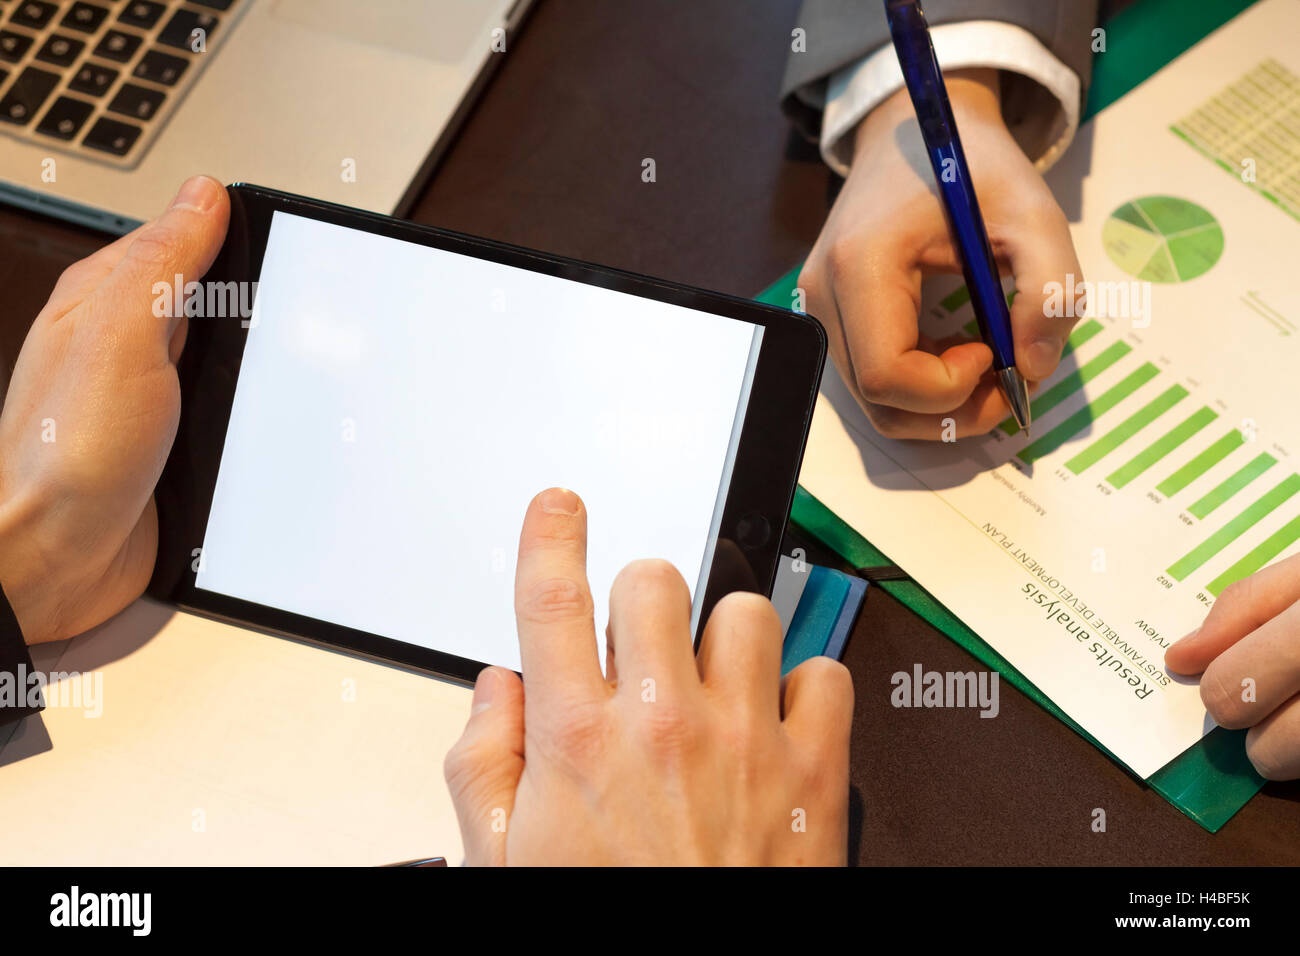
left=472, top=667, right=503, bottom=715
left=1024, top=338, right=1063, bottom=378
left=170, top=176, right=218, bottom=213
left=1171, top=626, right=1200, bottom=648
left=538, top=487, right=579, bottom=515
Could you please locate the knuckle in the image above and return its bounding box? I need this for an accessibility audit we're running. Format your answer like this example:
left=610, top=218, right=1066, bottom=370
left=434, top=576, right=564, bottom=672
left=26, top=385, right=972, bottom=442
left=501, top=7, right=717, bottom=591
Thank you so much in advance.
left=124, top=229, right=183, bottom=273
left=797, top=746, right=851, bottom=811
left=711, top=591, right=781, bottom=634
left=541, top=700, right=608, bottom=765
left=792, top=656, right=855, bottom=708
left=863, top=402, right=905, bottom=437
left=875, top=418, right=906, bottom=439
left=637, top=701, right=700, bottom=757
left=853, top=365, right=895, bottom=408
left=54, top=259, right=97, bottom=295
left=1244, top=729, right=1290, bottom=782
left=1243, top=736, right=1277, bottom=781
left=527, top=528, right=574, bottom=549
left=515, top=575, right=591, bottom=626
left=615, top=558, right=687, bottom=597
left=441, top=737, right=471, bottom=783
left=723, top=710, right=762, bottom=748
left=825, top=238, right=864, bottom=285
left=796, top=259, right=825, bottom=299
left=720, top=722, right=770, bottom=789
left=527, top=520, right=583, bottom=549
left=1199, top=663, right=1248, bottom=729
left=442, top=735, right=490, bottom=795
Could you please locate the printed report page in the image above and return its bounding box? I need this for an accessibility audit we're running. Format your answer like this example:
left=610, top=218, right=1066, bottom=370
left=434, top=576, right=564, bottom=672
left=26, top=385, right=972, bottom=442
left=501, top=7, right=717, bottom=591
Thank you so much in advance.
left=798, top=0, right=1300, bottom=779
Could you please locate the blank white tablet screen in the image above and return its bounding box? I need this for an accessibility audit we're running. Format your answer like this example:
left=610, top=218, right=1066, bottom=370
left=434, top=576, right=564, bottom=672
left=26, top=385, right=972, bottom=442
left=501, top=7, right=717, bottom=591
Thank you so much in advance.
left=195, top=212, right=763, bottom=672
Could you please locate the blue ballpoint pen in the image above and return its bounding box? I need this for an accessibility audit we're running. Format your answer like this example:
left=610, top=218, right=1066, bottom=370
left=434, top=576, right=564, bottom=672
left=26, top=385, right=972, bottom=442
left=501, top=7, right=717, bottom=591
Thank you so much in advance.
left=883, top=0, right=1032, bottom=435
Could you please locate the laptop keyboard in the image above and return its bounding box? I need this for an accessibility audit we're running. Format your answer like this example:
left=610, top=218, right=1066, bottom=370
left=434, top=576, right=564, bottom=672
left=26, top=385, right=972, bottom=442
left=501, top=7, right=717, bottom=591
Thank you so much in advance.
left=0, top=0, right=244, bottom=168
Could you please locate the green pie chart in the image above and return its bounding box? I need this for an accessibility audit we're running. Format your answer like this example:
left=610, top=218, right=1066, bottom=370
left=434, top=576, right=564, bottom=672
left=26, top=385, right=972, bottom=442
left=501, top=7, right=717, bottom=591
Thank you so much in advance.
left=1102, top=196, right=1224, bottom=283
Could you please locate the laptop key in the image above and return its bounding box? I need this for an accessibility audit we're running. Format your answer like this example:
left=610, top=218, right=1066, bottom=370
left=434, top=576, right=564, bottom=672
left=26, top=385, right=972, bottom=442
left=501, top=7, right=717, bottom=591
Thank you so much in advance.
left=61, top=2, right=110, bottom=34
left=69, top=60, right=118, bottom=96
left=0, top=66, right=59, bottom=125
left=83, top=115, right=141, bottom=155
left=35, top=34, right=86, bottom=68
left=190, top=0, right=235, bottom=10
left=35, top=94, right=93, bottom=139
left=118, top=1, right=165, bottom=30
left=0, top=29, right=35, bottom=63
left=94, top=28, right=143, bottom=63
left=133, top=48, right=187, bottom=85
left=157, top=9, right=219, bottom=52
left=107, top=81, right=163, bottom=121
left=10, top=2, right=58, bottom=31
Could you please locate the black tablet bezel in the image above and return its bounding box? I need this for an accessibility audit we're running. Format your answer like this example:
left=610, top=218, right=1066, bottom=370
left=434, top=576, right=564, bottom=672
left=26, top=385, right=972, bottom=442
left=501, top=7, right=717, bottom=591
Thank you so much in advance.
left=148, top=183, right=826, bottom=684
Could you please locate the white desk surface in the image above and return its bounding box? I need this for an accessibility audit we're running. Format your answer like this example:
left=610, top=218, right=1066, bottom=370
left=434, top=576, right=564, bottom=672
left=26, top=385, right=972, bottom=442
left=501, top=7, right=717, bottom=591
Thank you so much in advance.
left=0, top=559, right=814, bottom=864
left=0, top=598, right=471, bottom=865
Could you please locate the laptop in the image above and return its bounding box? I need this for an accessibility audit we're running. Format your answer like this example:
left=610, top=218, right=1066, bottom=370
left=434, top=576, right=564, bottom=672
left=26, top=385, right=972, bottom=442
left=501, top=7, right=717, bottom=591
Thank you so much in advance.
left=0, top=0, right=532, bottom=233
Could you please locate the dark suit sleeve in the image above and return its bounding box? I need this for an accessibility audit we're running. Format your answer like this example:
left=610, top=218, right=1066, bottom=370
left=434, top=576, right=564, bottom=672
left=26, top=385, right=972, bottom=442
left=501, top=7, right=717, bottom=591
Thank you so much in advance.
left=781, top=0, right=1100, bottom=141
left=0, top=582, right=40, bottom=727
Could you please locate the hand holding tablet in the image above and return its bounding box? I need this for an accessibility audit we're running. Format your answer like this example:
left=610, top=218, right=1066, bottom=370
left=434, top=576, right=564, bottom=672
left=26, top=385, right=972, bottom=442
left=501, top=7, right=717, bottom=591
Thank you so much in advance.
left=0, top=176, right=231, bottom=646
left=150, top=184, right=827, bottom=681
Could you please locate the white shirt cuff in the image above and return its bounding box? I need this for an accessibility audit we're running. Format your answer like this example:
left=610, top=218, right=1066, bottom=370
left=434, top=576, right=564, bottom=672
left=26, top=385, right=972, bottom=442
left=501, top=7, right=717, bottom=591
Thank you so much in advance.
left=820, top=20, right=1081, bottom=177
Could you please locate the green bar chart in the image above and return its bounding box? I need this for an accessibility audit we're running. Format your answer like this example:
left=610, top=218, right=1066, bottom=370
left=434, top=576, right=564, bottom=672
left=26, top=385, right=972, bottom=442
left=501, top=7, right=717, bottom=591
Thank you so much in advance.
left=999, top=327, right=1123, bottom=436
left=1107, top=406, right=1217, bottom=488
left=1207, top=514, right=1300, bottom=595
left=1189, top=453, right=1277, bottom=519
left=1018, top=362, right=1160, bottom=463
left=1156, top=429, right=1245, bottom=496
left=1061, top=317, right=1105, bottom=355
left=990, top=317, right=1300, bottom=598
left=1064, top=384, right=1188, bottom=474
left=1167, top=474, right=1300, bottom=581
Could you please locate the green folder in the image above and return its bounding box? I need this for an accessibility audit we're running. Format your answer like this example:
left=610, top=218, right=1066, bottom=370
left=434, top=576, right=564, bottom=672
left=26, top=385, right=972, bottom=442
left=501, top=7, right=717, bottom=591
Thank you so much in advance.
left=758, top=0, right=1266, bottom=832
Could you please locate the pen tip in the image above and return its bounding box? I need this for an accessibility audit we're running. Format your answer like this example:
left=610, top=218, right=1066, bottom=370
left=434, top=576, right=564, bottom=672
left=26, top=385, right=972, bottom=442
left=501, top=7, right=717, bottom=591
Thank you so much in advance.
left=995, top=366, right=1033, bottom=439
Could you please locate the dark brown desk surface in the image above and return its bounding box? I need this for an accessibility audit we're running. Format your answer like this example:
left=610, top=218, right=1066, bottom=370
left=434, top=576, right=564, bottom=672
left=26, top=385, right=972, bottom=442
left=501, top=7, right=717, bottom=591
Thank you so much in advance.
left=2, top=0, right=1297, bottom=865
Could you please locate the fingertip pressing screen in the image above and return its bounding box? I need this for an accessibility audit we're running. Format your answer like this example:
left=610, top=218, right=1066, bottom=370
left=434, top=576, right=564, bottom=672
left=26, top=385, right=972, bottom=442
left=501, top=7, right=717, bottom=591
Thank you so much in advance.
left=195, top=212, right=763, bottom=672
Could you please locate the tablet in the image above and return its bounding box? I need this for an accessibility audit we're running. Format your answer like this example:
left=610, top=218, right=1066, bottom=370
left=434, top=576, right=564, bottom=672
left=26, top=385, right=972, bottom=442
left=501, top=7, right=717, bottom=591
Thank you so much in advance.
left=149, top=184, right=826, bottom=683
